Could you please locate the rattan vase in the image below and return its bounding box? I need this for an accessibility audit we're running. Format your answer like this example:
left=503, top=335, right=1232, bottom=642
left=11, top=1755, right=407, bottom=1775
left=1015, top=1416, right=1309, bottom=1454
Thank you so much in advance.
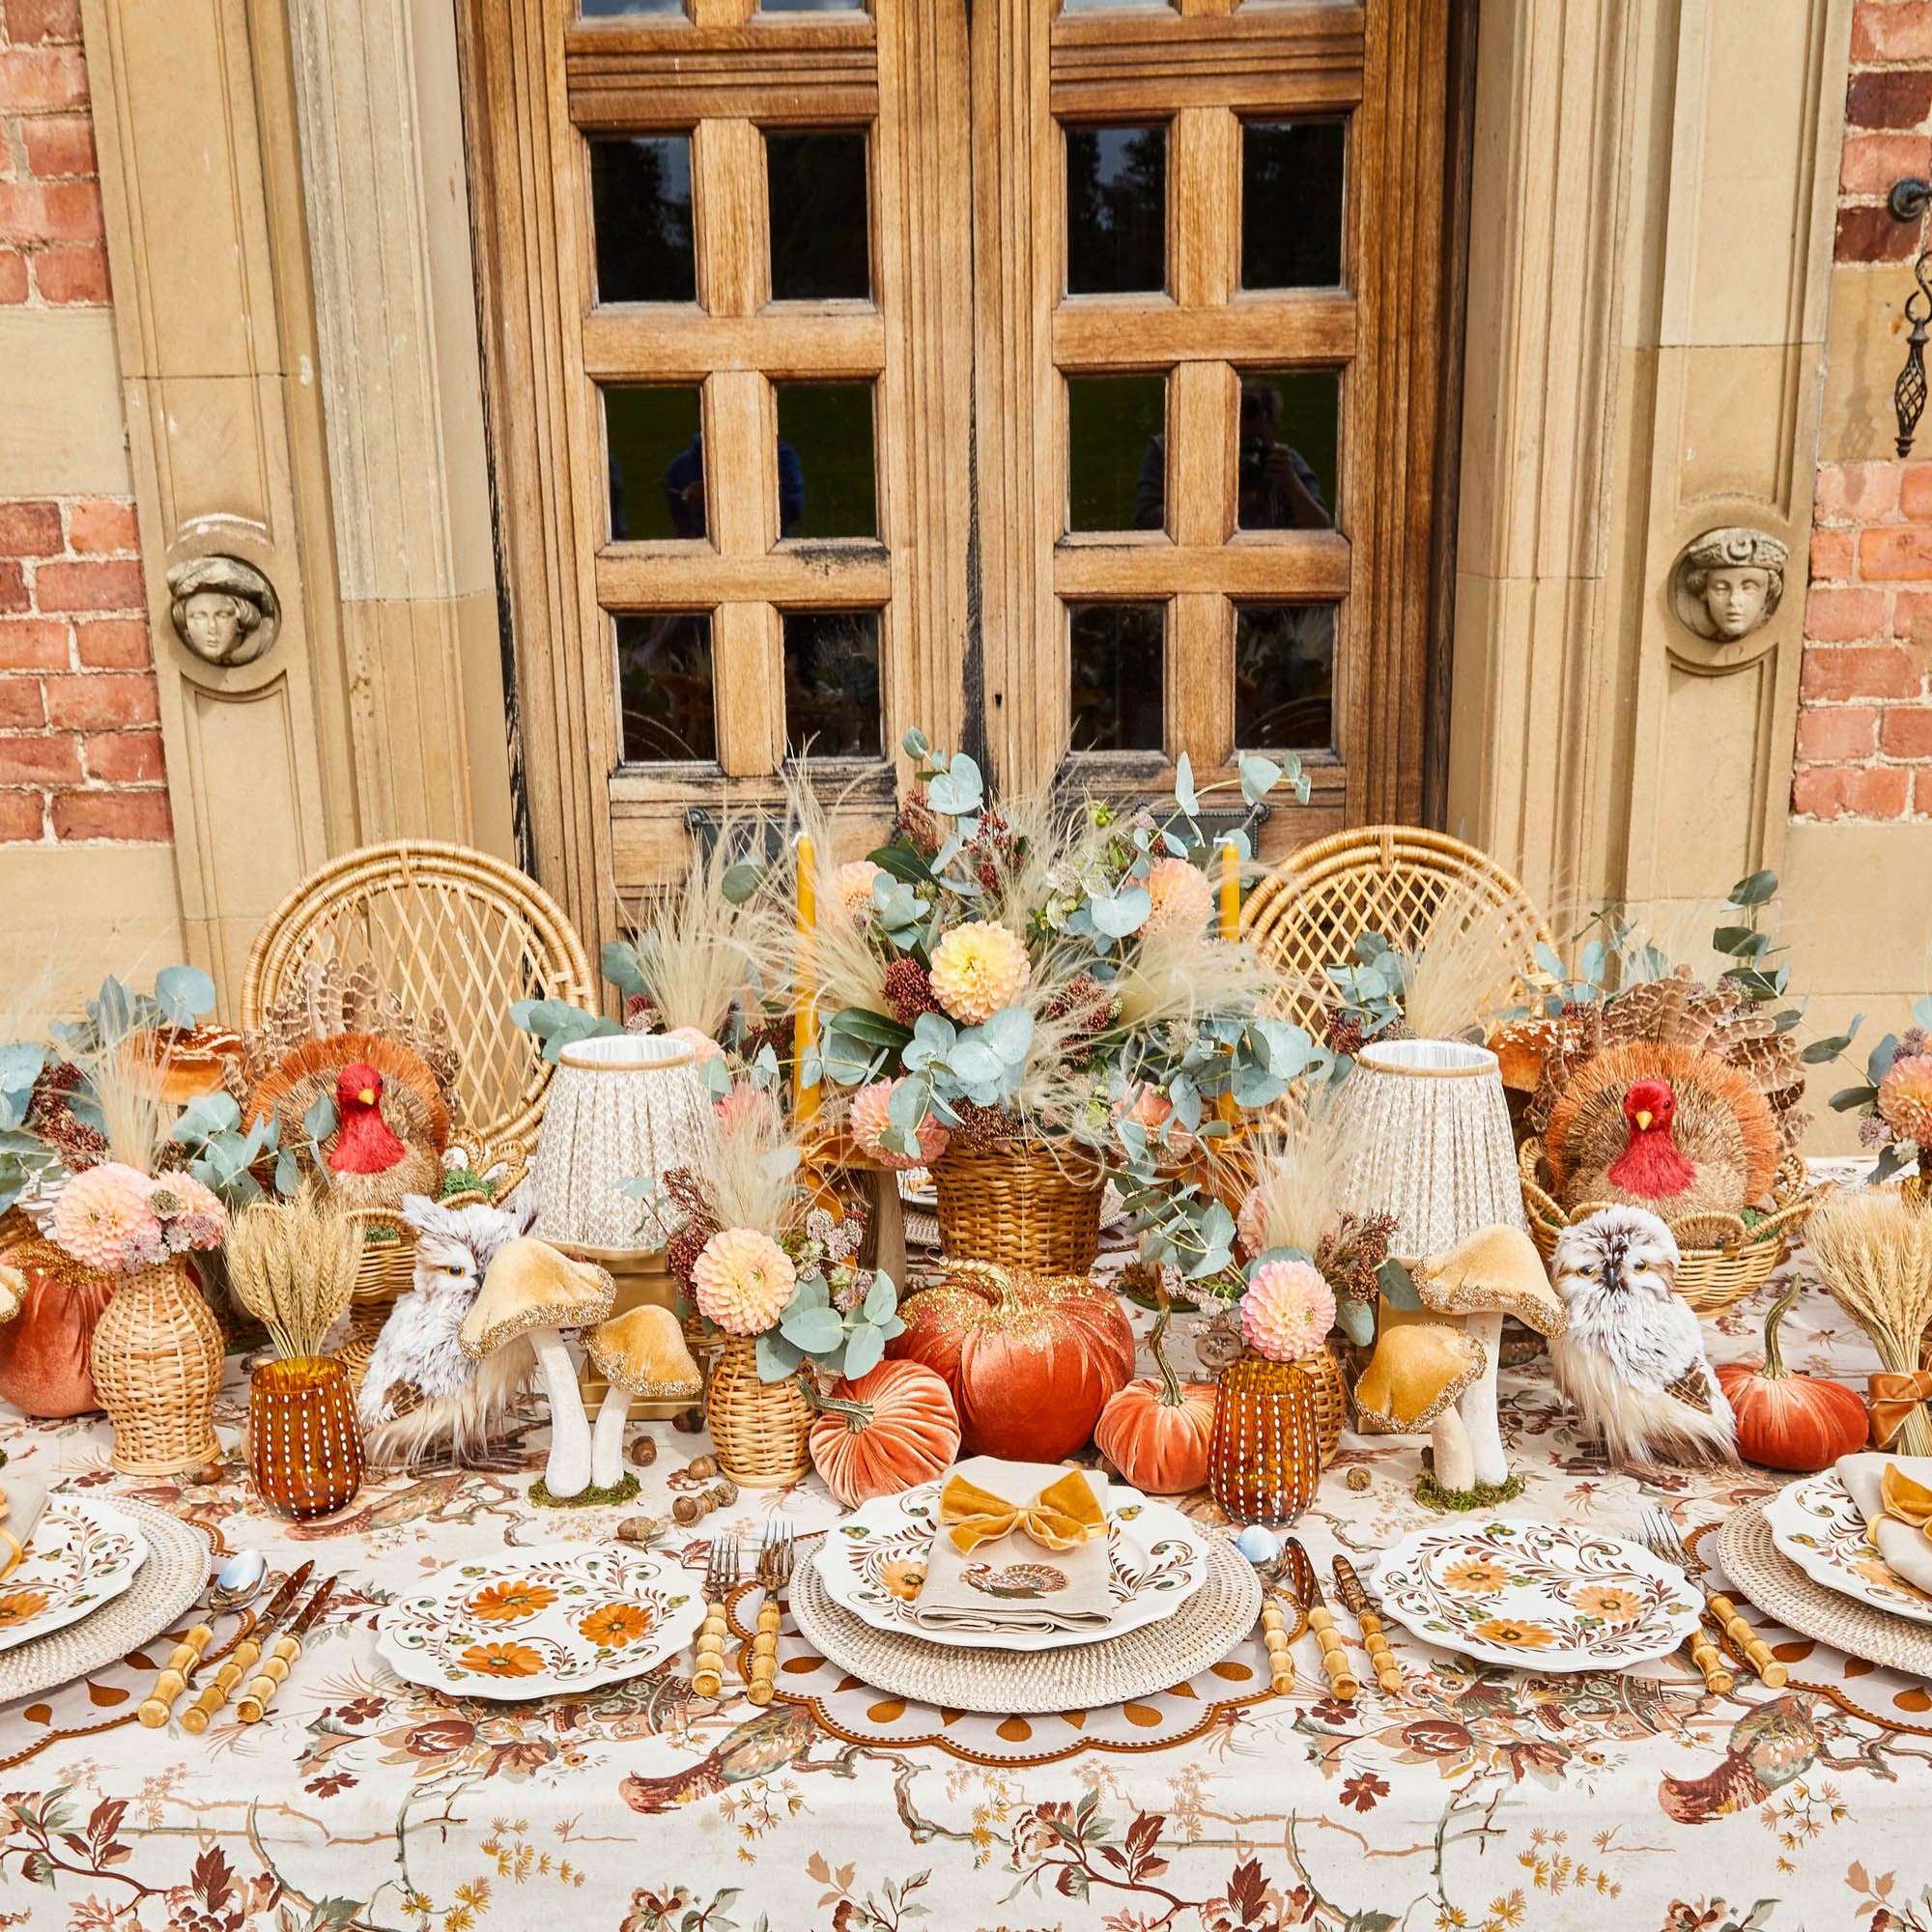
left=1208, top=1352, right=1322, bottom=1525
left=247, top=1355, right=365, bottom=1519
left=90, top=1257, right=223, bottom=1477
left=338, top=1216, right=416, bottom=1391
left=705, top=1335, right=811, bottom=1489
left=933, top=1144, right=1106, bottom=1273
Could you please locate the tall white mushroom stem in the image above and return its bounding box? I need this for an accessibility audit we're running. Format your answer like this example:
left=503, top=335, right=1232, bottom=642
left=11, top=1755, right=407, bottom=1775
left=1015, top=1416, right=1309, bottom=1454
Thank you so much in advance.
left=1458, top=1311, right=1508, bottom=1491
left=531, top=1328, right=594, bottom=1498
left=1431, top=1406, right=1476, bottom=1494
left=590, top=1385, right=634, bottom=1492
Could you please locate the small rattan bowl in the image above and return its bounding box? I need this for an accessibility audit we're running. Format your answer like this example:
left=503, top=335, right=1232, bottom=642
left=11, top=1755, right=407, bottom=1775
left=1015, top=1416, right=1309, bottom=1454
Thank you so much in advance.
left=1519, top=1137, right=1831, bottom=1316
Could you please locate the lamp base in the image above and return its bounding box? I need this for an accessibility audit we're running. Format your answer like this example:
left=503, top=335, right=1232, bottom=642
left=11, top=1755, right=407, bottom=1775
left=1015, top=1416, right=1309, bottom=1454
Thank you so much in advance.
left=558, top=1242, right=688, bottom=1419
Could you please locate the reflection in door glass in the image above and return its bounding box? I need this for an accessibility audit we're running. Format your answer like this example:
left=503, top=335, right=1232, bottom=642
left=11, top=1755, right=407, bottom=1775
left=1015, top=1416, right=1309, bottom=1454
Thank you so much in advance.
left=590, top=136, right=696, bottom=304
left=603, top=385, right=704, bottom=542
left=1236, top=604, right=1334, bottom=752
left=582, top=0, right=682, bottom=14
left=1068, top=603, right=1164, bottom=752
left=617, top=612, right=717, bottom=762
left=1234, top=371, right=1340, bottom=531
left=761, top=0, right=862, bottom=9
left=1067, top=375, right=1165, bottom=533
left=767, top=132, right=870, bottom=300
left=1061, top=0, right=1170, bottom=8
left=775, top=384, right=877, bottom=539
left=1065, top=127, right=1166, bottom=296
left=1241, top=121, right=1345, bottom=290
left=784, top=611, right=881, bottom=756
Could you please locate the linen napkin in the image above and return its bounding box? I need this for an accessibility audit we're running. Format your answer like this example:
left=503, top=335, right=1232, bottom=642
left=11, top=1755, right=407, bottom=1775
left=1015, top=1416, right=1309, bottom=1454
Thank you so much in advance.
left=1836, top=1453, right=1932, bottom=1596
left=911, top=1457, right=1118, bottom=1635
left=0, top=1476, right=50, bottom=1577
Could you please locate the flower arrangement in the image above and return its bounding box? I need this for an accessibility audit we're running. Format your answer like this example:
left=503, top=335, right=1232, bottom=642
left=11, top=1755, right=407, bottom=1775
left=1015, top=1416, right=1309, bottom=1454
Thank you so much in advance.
left=639, top=1096, right=903, bottom=1383
left=51, top=1161, right=225, bottom=1272
left=1824, top=995, right=1932, bottom=1184
left=732, top=726, right=1328, bottom=1284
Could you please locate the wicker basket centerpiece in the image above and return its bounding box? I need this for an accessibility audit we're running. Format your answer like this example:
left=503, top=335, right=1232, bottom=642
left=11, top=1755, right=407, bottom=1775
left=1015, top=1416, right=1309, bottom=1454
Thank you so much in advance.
left=931, top=1141, right=1108, bottom=1273
left=1519, top=1136, right=1830, bottom=1316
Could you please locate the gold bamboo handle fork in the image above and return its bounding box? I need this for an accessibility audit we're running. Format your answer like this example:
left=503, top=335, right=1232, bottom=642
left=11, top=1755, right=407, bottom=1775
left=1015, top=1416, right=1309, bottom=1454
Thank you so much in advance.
left=746, top=1519, right=795, bottom=1708
left=692, top=1533, right=740, bottom=1700
left=1641, top=1510, right=1784, bottom=1687
left=183, top=1561, right=315, bottom=1734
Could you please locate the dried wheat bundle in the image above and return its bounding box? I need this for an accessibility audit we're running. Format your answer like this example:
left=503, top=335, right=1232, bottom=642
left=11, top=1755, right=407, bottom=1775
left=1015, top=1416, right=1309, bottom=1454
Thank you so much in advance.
left=1806, top=1189, right=1932, bottom=1456
left=226, top=1191, right=363, bottom=1360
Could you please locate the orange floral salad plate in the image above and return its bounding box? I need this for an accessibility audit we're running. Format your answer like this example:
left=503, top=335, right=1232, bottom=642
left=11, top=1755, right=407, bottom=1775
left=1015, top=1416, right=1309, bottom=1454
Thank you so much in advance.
left=0, top=1495, right=146, bottom=1656
left=376, top=1548, right=704, bottom=1699
left=1372, top=1519, right=1702, bottom=1672
left=1765, top=1469, right=1932, bottom=1627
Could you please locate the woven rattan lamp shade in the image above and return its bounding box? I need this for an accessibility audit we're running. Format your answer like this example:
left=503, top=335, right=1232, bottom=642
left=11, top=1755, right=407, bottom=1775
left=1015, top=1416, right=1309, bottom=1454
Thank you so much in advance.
left=530, top=1035, right=714, bottom=1252
left=1337, top=1038, right=1528, bottom=1260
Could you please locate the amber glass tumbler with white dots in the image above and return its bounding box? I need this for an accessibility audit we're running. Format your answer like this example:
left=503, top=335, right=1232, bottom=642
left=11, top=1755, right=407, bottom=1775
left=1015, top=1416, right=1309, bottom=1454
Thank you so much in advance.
left=247, top=1355, right=366, bottom=1520
left=1208, top=1354, right=1321, bottom=1525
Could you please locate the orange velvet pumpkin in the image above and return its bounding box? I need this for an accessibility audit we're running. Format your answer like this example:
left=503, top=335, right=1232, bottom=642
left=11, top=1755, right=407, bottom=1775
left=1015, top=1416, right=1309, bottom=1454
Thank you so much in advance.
left=809, top=1359, right=961, bottom=1507
left=889, top=1262, right=1135, bottom=1461
left=1094, top=1310, right=1217, bottom=1494
left=1715, top=1280, right=1867, bottom=1473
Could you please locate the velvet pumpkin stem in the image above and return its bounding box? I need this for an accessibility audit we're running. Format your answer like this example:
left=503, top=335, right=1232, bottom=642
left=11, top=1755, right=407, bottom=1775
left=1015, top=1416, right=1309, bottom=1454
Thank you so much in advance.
left=1147, top=1292, right=1185, bottom=1411
left=1759, top=1277, right=1802, bottom=1381
left=810, top=1389, right=878, bottom=1434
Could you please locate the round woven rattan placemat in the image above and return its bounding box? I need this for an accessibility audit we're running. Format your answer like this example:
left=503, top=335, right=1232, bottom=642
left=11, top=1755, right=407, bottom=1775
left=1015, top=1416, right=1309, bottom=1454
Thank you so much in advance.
left=791, top=1531, right=1263, bottom=1714
left=0, top=1497, right=210, bottom=1707
left=1719, top=1498, right=1932, bottom=1676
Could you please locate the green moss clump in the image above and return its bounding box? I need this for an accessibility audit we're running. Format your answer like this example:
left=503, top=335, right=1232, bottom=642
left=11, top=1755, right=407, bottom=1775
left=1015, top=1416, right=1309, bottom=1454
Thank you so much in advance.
left=529, top=1472, right=641, bottom=1510
left=1415, top=1470, right=1524, bottom=1514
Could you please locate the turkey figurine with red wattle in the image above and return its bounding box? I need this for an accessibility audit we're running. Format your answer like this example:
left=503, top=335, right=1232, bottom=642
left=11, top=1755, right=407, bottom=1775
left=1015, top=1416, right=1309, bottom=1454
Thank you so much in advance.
left=246, top=1033, right=451, bottom=1215
left=1540, top=1039, right=1782, bottom=1247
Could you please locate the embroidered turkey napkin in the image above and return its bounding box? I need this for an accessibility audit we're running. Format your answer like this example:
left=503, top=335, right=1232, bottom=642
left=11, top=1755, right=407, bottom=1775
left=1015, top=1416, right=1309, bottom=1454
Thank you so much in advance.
left=911, top=1457, right=1118, bottom=1634
left=1837, top=1452, right=1932, bottom=1596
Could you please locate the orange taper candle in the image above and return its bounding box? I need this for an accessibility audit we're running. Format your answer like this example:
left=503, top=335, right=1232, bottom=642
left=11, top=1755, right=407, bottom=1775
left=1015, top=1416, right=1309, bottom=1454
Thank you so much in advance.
left=1219, top=838, right=1240, bottom=943
left=794, top=834, right=820, bottom=1122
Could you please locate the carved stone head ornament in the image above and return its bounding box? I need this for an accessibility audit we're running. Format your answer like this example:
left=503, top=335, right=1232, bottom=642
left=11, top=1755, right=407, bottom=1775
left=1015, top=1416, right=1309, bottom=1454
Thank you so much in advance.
left=165, top=554, right=280, bottom=668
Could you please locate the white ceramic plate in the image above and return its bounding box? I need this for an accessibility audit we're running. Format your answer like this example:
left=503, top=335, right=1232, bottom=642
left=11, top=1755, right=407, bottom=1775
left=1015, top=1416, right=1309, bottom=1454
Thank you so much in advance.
left=0, top=1495, right=148, bottom=1657
left=811, top=1479, right=1208, bottom=1653
left=1764, top=1470, right=1932, bottom=1627
left=1372, top=1519, right=1703, bottom=1673
left=377, top=1547, right=705, bottom=1700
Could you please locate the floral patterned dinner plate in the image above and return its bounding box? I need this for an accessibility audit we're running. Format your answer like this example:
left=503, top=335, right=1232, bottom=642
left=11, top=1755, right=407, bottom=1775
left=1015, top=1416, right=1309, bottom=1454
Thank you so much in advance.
left=1764, top=1470, right=1932, bottom=1627
left=0, top=1495, right=148, bottom=1657
left=1372, top=1520, right=1703, bottom=1672
left=811, top=1480, right=1209, bottom=1653
left=376, top=1548, right=704, bottom=1699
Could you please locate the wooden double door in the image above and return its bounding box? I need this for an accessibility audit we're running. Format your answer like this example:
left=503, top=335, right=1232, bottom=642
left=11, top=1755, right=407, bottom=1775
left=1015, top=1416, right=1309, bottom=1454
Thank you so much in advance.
left=463, top=0, right=1457, bottom=951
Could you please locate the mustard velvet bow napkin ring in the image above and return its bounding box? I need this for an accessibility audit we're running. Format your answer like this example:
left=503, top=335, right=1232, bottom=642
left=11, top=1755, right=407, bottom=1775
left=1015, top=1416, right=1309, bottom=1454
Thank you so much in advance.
left=1879, top=1463, right=1932, bottom=1544
left=939, top=1469, right=1106, bottom=1555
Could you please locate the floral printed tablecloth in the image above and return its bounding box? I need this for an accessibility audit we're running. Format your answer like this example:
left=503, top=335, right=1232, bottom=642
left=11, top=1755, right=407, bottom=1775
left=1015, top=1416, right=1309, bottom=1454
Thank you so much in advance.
left=0, top=1262, right=1922, bottom=1932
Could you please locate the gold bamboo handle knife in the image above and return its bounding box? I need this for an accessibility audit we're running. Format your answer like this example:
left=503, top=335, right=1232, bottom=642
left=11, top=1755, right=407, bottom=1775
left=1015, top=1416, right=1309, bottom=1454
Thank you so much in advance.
left=1285, top=1538, right=1357, bottom=1701
left=1704, top=1587, right=1785, bottom=1686
left=181, top=1561, right=314, bottom=1735
left=1332, top=1555, right=1405, bottom=1696
left=238, top=1575, right=337, bottom=1724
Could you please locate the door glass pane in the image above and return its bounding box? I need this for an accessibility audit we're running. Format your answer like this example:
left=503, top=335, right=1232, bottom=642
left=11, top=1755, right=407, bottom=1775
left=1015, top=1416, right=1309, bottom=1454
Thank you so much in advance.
left=1068, top=603, right=1163, bottom=752
left=1241, top=121, right=1345, bottom=290
left=784, top=611, right=881, bottom=756
left=775, top=384, right=877, bottom=539
left=1235, top=371, right=1339, bottom=531
left=618, top=613, right=716, bottom=762
left=589, top=136, right=696, bottom=304
left=1065, top=126, right=1166, bottom=296
left=767, top=132, right=870, bottom=300
left=1062, top=0, right=1171, bottom=8
left=604, top=386, right=704, bottom=542
left=582, top=0, right=682, bottom=14
left=1067, top=375, right=1165, bottom=533
left=761, top=0, right=862, bottom=9
left=1236, top=604, right=1334, bottom=752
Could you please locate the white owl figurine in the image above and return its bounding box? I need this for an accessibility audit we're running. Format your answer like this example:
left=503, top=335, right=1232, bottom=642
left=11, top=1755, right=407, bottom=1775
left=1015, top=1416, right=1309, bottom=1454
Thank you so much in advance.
left=1548, top=1206, right=1737, bottom=1473
left=357, top=1192, right=536, bottom=1472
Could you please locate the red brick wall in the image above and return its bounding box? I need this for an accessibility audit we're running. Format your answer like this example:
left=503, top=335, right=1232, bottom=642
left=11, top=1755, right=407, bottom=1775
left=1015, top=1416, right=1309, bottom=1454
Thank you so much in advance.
left=1795, top=2, right=1932, bottom=821
left=0, top=0, right=168, bottom=845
